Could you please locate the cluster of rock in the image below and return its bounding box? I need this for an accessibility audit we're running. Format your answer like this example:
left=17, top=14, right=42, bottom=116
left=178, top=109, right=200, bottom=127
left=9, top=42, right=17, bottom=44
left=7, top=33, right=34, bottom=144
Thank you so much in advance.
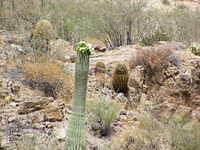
left=0, top=77, right=71, bottom=148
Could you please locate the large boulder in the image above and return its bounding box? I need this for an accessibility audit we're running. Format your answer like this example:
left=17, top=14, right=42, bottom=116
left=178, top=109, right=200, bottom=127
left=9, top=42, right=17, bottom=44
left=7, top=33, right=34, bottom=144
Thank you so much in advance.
left=17, top=97, right=54, bottom=114
left=84, top=37, right=107, bottom=52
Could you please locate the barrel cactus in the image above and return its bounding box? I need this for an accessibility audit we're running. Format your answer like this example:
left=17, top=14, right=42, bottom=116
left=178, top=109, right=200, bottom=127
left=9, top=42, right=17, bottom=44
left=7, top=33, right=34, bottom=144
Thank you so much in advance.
left=95, top=62, right=106, bottom=73
left=95, top=62, right=106, bottom=87
left=65, top=41, right=93, bottom=150
left=188, top=42, right=200, bottom=56
left=112, top=63, right=129, bottom=95
left=31, top=19, right=56, bottom=52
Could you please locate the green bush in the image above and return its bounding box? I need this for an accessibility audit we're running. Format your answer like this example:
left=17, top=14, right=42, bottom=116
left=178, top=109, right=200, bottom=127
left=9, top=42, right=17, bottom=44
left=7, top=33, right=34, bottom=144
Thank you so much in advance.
left=188, top=42, right=200, bottom=56
left=87, top=97, right=121, bottom=136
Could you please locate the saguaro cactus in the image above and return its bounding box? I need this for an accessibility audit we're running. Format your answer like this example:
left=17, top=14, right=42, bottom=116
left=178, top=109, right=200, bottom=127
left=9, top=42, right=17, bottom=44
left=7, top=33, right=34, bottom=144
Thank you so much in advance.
left=66, top=41, right=93, bottom=150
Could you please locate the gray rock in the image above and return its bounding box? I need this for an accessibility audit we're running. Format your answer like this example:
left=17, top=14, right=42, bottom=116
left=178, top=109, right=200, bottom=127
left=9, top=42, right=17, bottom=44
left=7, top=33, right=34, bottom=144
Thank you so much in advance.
left=17, top=97, right=54, bottom=115
left=10, top=44, right=25, bottom=54
left=116, top=93, right=128, bottom=102
left=9, top=102, right=19, bottom=108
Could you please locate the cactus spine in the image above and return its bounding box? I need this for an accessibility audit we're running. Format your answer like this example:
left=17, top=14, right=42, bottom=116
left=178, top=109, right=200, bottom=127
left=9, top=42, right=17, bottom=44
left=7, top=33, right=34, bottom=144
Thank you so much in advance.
left=112, top=63, right=129, bottom=95
left=66, top=41, right=92, bottom=150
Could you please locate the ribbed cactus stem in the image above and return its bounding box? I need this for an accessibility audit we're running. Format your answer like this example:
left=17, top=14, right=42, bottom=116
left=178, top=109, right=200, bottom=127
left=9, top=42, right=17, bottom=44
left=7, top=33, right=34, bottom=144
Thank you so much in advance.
left=66, top=41, right=92, bottom=150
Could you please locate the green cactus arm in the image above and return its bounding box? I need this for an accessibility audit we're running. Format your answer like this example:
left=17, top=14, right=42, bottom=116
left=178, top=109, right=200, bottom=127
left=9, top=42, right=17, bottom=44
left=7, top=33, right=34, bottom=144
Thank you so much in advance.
left=65, top=41, right=92, bottom=150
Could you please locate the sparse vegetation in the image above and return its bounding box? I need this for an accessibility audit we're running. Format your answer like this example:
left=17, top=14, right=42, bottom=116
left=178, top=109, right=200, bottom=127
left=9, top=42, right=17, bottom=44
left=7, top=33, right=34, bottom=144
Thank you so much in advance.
left=1, top=0, right=200, bottom=47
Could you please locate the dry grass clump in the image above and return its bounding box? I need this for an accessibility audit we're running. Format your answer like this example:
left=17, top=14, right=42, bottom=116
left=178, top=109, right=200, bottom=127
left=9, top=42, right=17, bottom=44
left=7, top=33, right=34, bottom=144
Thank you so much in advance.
left=23, top=60, right=63, bottom=83
left=130, top=47, right=172, bottom=85
left=22, top=57, right=73, bottom=101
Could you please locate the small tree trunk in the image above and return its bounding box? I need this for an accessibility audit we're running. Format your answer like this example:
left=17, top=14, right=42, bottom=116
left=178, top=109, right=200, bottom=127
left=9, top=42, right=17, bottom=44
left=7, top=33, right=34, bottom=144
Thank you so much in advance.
left=127, top=20, right=133, bottom=45
left=11, top=0, right=15, bottom=10
left=41, top=0, right=45, bottom=10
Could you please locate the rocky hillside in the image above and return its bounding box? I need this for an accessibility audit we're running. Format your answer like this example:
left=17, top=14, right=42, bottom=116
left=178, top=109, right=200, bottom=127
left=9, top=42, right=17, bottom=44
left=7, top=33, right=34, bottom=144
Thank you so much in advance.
left=0, top=1, right=200, bottom=149
left=0, top=27, right=200, bottom=149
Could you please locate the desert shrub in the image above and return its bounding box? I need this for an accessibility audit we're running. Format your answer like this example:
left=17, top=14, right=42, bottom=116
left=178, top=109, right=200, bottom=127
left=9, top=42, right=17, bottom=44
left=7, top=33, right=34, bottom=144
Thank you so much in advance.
left=130, top=47, right=172, bottom=86
left=140, top=28, right=171, bottom=46
left=171, top=8, right=200, bottom=45
left=87, top=97, right=121, bottom=137
left=188, top=42, right=200, bottom=56
left=22, top=57, right=73, bottom=101
left=94, top=0, right=148, bottom=47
